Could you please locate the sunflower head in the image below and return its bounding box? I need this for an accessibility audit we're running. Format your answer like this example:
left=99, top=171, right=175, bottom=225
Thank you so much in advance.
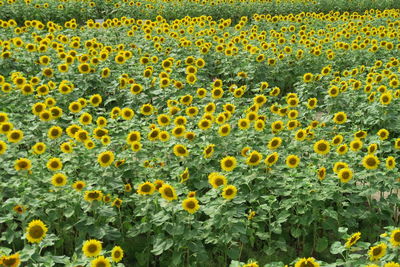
left=26, top=219, right=48, bottom=243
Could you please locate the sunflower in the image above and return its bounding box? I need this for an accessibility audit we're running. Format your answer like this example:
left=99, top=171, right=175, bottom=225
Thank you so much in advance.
left=7, top=129, right=23, bottom=143
left=203, top=144, right=215, bottom=159
left=130, top=83, right=143, bottom=95
left=377, top=129, right=389, bottom=140
left=51, top=173, right=67, bottom=186
left=264, top=152, right=279, bottom=167
left=390, top=229, right=400, bottom=247
left=333, top=162, right=349, bottom=174
left=14, top=158, right=31, bottom=171
left=198, top=119, right=212, bottom=130
left=307, top=98, right=318, bottom=109
left=345, top=232, right=361, bottom=248
left=338, top=168, right=353, bottom=183
left=0, top=253, right=20, bottom=267
left=182, top=198, right=200, bottom=214
left=97, top=151, right=115, bottom=167
left=303, top=73, right=313, bottom=83
left=317, top=167, right=326, bottom=180
left=286, top=155, right=300, bottom=168
left=333, top=112, right=347, bottom=124
left=218, top=124, right=231, bottom=136
left=380, top=92, right=392, bottom=105
left=336, top=144, right=348, bottom=155
left=82, top=239, right=102, bottom=258
left=172, top=126, right=186, bottom=138
left=238, top=118, right=250, bottom=130
left=89, top=94, right=102, bottom=107
left=111, top=246, right=124, bottom=263
left=349, top=139, right=363, bottom=152
left=84, top=190, right=103, bottom=202
left=368, top=243, right=387, bottom=261
left=159, top=184, right=177, bottom=201
left=295, top=129, right=307, bottom=141
left=121, top=108, right=134, bottom=120
left=26, top=219, right=48, bottom=243
left=154, top=180, right=164, bottom=191
left=13, top=204, right=25, bottom=214
left=46, top=157, right=63, bottom=171
left=173, top=144, right=189, bottom=157
left=140, top=104, right=154, bottom=115
left=157, top=114, right=171, bottom=126
left=384, top=156, right=396, bottom=170
left=220, top=156, right=237, bottom=172
left=209, top=173, right=228, bottom=188
left=331, top=135, right=344, bottom=146
left=126, top=131, right=141, bottom=144
left=368, top=144, right=378, bottom=154
left=180, top=168, right=189, bottom=183
left=246, top=151, right=263, bottom=166
left=72, top=180, right=86, bottom=191
left=362, top=154, right=380, bottom=170
left=112, top=198, right=122, bottom=208
left=313, top=140, right=330, bottom=155
left=91, top=256, right=110, bottom=267
left=294, top=257, right=319, bottom=267
left=395, top=138, right=400, bottom=149
left=47, top=126, right=63, bottom=139
left=32, top=142, right=46, bottom=155
left=222, top=185, right=237, bottom=200
left=271, top=120, right=284, bottom=132
left=0, top=140, right=7, bottom=155
left=137, top=182, right=155, bottom=195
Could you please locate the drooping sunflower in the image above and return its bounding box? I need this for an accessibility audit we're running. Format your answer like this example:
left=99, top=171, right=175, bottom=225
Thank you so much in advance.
left=286, top=155, right=300, bottom=168
left=26, top=219, right=48, bottom=243
left=0, top=140, right=7, bottom=155
left=220, top=156, right=237, bottom=172
left=182, top=198, right=200, bottom=214
left=14, top=158, right=31, bottom=171
left=313, top=140, right=331, bottom=155
left=159, top=184, right=177, bottom=201
left=180, top=168, right=189, bottom=183
left=46, top=157, right=63, bottom=171
left=294, top=257, right=319, bottom=267
left=368, top=243, right=387, bottom=261
left=246, top=151, right=263, bottom=166
left=173, top=144, right=189, bottom=157
left=82, top=239, right=102, bottom=258
left=203, top=144, right=215, bottom=159
left=222, top=185, right=237, bottom=200
left=390, top=228, right=400, bottom=247
left=137, top=182, right=155, bottom=195
left=317, top=167, right=326, bottom=180
left=90, top=256, right=111, bottom=267
left=338, top=168, right=353, bottom=183
left=111, top=246, right=124, bottom=263
left=362, top=154, right=380, bottom=170
left=97, top=151, right=115, bottom=167
left=0, top=252, right=20, bottom=267
left=333, top=112, right=347, bottom=124
left=345, top=232, right=361, bottom=248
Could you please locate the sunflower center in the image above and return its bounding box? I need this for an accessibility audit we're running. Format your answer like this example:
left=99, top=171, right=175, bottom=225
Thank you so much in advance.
left=89, top=192, right=99, bottom=199
left=225, top=160, right=233, bottom=167
left=18, top=161, right=28, bottom=168
left=336, top=114, right=344, bottom=121
left=95, top=261, right=106, bottom=267
left=249, top=155, right=259, bottom=163
left=225, top=189, right=233, bottom=195
left=3, top=258, right=17, bottom=265
left=394, top=232, right=400, bottom=242
left=51, top=161, right=59, bottom=168
left=29, top=225, right=44, bottom=239
left=186, top=201, right=196, bottom=209
left=366, top=158, right=376, bottom=166
left=56, top=177, right=64, bottom=184
left=114, top=251, right=121, bottom=258
left=88, top=244, right=98, bottom=253
left=164, top=188, right=174, bottom=198
left=318, top=143, right=327, bottom=151
left=289, top=158, right=297, bottom=165
left=142, top=184, right=151, bottom=192
left=11, top=132, right=20, bottom=139
left=342, top=171, right=350, bottom=179
left=177, top=147, right=186, bottom=154
left=101, top=154, right=111, bottom=163
left=372, top=247, right=382, bottom=256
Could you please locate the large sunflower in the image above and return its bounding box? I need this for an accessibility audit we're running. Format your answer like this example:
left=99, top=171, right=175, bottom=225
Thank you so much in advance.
left=0, top=253, right=20, bottom=267
left=182, top=198, right=200, bottom=214
left=220, top=156, right=237, bottom=172
left=137, top=182, right=155, bottom=195
left=97, top=151, right=115, bottom=167
left=26, top=219, right=48, bottom=243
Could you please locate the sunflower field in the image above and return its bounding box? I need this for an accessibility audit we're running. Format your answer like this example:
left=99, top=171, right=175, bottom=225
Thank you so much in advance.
left=1, top=1, right=400, bottom=266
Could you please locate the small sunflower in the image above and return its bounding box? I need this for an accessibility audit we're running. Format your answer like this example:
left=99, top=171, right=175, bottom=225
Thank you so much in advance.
left=286, top=155, right=300, bottom=168
left=313, top=140, right=331, bottom=155
left=72, top=180, right=86, bottom=191
left=51, top=173, right=67, bottom=186
left=317, top=167, right=326, bottom=180
left=333, top=112, right=347, bottom=124
left=182, top=198, right=200, bottom=214
left=338, top=167, right=354, bottom=183
left=111, top=246, right=124, bottom=263
left=84, top=190, right=103, bottom=202
left=7, top=129, right=24, bottom=143
left=203, top=144, right=215, bottom=159
left=26, top=219, right=48, bottom=243
left=46, top=157, right=63, bottom=171
left=386, top=156, right=396, bottom=170
left=377, top=129, right=389, bottom=140
left=267, top=137, right=282, bottom=150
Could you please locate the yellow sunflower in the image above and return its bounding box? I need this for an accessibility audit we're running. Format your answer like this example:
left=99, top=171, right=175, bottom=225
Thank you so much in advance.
left=14, top=158, right=31, bottom=171
left=111, top=246, right=124, bottom=263
left=313, top=140, right=331, bottom=155
left=294, top=257, right=319, bottom=267
left=0, top=253, right=20, bottom=267
left=264, top=152, right=279, bottom=167
left=390, top=229, right=400, bottom=247
left=345, top=232, right=361, bottom=248
left=97, top=151, right=115, bottom=167
left=159, top=184, right=177, bottom=201
left=182, top=198, right=200, bottom=214
left=26, top=219, right=48, bottom=243
left=173, top=144, right=189, bottom=157
left=137, top=182, right=155, bottom=195
left=333, top=112, right=347, bottom=124
left=368, top=243, right=387, bottom=261
left=46, top=157, right=63, bottom=171
left=362, top=154, right=380, bottom=170
left=222, top=185, right=237, bottom=200
left=51, top=173, right=67, bottom=186
left=90, top=256, right=110, bottom=267
left=286, top=155, right=300, bottom=168
left=220, top=156, right=237, bottom=172
left=246, top=151, right=263, bottom=166
left=82, top=239, right=102, bottom=258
